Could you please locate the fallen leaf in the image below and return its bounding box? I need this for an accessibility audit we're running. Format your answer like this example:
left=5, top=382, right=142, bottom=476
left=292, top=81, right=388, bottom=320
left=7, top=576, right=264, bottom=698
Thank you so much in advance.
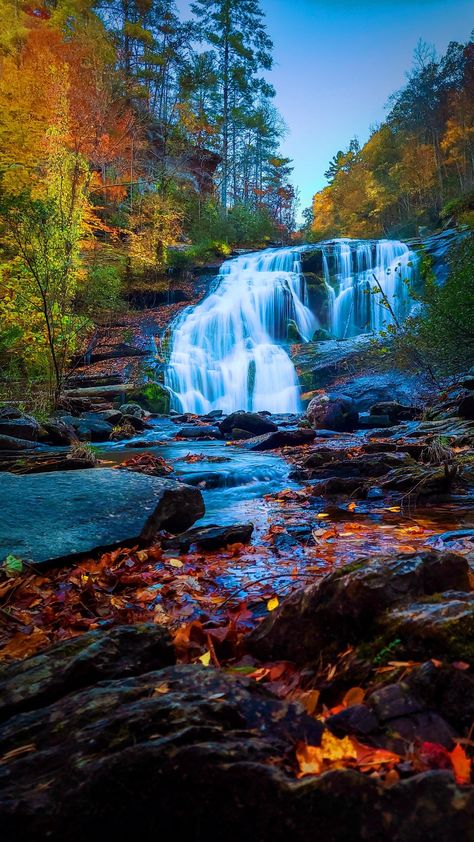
left=199, top=651, right=211, bottom=666
left=168, top=559, right=184, bottom=569
left=343, top=687, right=365, bottom=707
left=347, top=502, right=357, bottom=512
left=0, top=627, right=49, bottom=661
left=267, top=596, right=279, bottom=612
left=450, top=743, right=472, bottom=784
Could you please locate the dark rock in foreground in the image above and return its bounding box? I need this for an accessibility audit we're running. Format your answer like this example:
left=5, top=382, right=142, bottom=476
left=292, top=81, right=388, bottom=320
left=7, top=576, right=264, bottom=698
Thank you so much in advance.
left=247, top=550, right=471, bottom=664
left=0, top=468, right=204, bottom=565
left=0, top=648, right=472, bottom=841
left=0, top=624, right=174, bottom=723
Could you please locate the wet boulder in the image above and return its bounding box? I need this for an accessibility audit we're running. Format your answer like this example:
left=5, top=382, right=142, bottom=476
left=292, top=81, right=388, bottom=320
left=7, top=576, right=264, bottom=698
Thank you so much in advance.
left=306, top=393, right=358, bottom=433
left=378, top=591, right=474, bottom=662
left=118, top=402, right=148, bottom=419
left=59, top=412, right=114, bottom=442
left=370, top=401, right=419, bottom=424
left=39, top=419, right=77, bottom=446
left=0, top=662, right=324, bottom=842
left=175, top=424, right=222, bottom=439
left=243, top=429, right=316, bottom=451
left=0, top=468, right=205, bottom=565
left=219, top=411, right=278, bottom=438
left=0, top=435, right=47, bottom=453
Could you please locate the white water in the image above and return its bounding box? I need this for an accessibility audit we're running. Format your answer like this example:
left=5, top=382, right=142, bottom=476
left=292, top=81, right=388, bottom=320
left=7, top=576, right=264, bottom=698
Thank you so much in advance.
left=165, top=239, right=418, bottom=414
left=165, top=248, right=317, bottom=414
left=322, top=239, right=416, bottom=339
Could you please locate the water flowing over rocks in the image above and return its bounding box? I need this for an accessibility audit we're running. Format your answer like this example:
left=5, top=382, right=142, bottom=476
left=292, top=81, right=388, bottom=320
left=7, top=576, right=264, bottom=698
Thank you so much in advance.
left=0, top=469, right=204, bottom=565
left=164, top=240, right=419, bottom=416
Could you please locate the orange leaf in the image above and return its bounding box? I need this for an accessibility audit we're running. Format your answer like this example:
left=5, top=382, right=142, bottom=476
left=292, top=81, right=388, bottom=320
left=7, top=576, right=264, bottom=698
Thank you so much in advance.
left=343, top=687, right=365, bottom=707
left=0, top=627, right=49, bottom=661
left=449, top=744, right=472, bottom=784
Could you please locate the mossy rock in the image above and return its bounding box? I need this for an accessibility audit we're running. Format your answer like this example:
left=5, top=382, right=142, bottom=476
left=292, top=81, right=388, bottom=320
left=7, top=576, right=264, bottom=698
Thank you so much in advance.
left=129, top=383, right=170, bottom=414
left=379, top=592, right=474, bottom=662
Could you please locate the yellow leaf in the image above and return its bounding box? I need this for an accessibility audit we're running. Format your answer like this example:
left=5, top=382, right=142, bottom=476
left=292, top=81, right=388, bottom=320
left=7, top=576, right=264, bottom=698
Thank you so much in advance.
left=199, top=651, right=211, bottom=666
left=267, top=596, right=279, bottom=612
left=347, top=502, right=357, bottom=512
left=316, top=513, right=330, bottom=519
left=296, top=732, right=357, bottom=778
left=168, top=558, right=184, bottom=568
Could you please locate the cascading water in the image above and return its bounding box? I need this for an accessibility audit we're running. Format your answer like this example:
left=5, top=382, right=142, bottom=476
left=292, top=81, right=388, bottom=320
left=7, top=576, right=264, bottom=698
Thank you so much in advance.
left=322, top=238, right=416, bottom=339
left=165, top=248, right=317, bottom=414
left=165, top=238, right=418, bottom=414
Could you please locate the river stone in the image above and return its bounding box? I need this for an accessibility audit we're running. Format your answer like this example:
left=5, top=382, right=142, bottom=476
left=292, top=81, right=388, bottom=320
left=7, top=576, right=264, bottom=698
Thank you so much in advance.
left=219, top=411, right=278, bottom=437
left=243, top=429, right=316, bottom=450
left=405, top=661, right=474, bottom=729
left=306, top=393, right=359, bottom=433
left=0, top=468, right=205, bottom=565
left=378, top=592, right=474, bottom=662
left=59, top=413, right=114, bottom=442
left=247, top=551, right=471, bottom=664
left=162, top=522, right=254, bottom=552
left=175, top=424, right=222, bottom=439
left=0, top=414, right=40, bottom=441
left=39, top=419, right=77, bottom=446
left=0, top=434, right=48, bottom=452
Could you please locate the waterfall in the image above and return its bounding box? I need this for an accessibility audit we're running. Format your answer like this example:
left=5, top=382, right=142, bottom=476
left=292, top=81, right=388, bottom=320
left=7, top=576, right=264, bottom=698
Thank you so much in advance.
left=165, top=248, right=317, bottom=414
left=322, top=238, right=416, bottom=339
left=165, top=238, right=418, bottom=415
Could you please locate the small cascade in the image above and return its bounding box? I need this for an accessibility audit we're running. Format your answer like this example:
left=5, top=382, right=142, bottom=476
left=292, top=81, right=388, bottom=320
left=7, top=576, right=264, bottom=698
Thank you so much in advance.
left=322, top=238, right=416, bottom=338
left=165, top=248, right=317, bottom=414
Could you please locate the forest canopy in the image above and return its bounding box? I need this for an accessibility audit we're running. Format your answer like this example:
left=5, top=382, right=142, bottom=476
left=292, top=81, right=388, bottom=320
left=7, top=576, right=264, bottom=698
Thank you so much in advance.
left=309, top=37, right=474, bottom=240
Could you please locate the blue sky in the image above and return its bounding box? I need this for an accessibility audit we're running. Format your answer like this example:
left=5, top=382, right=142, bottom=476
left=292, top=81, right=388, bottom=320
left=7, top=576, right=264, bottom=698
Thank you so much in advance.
left=177, top=0, right=473, bottom=219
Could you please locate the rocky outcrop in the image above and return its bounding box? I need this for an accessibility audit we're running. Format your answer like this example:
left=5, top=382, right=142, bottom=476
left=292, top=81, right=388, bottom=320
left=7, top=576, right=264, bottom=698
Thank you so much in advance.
left=0, top=468, right=205, bottom=565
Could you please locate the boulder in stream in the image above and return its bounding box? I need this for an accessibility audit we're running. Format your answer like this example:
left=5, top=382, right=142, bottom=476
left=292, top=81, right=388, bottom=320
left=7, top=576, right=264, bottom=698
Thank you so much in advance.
left=306, top=393, right=359, bottom=433
left=243, top=429, right=316, bottom=450
left=219, top=411, right=278, bottom=437
left=0, top=468, right=205, bottom=565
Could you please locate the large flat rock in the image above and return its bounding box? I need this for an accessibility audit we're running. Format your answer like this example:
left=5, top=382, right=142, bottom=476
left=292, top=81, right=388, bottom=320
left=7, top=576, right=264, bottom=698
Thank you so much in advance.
left=0, top=468, right=204, bottom=565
